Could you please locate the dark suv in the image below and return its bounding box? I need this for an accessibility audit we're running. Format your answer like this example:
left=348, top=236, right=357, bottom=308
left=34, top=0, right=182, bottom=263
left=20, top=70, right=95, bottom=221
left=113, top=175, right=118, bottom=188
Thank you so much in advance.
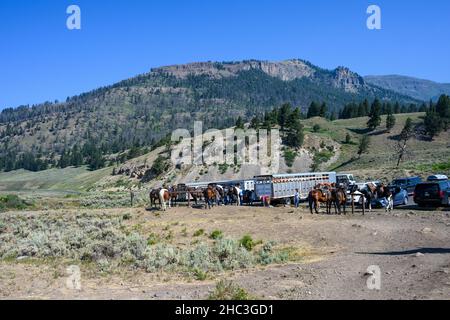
left=414, top=180, right=450, bottom=207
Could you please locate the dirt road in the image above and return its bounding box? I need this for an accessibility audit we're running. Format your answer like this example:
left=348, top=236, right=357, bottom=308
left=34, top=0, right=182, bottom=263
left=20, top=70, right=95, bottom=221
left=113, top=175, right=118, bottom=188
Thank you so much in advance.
left=1, top=204, right=449, bottom=300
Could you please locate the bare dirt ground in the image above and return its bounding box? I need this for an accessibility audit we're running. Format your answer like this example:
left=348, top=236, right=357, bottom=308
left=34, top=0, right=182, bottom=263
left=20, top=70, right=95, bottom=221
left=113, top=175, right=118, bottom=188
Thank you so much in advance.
left=1, top=204, right=450, bottom=300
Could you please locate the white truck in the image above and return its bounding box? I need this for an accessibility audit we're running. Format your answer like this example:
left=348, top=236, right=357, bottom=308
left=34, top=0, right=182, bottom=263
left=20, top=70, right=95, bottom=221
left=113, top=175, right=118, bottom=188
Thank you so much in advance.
left=254, top=172, right=337, bottom=201
left=336, top=173, right=357, bottom=187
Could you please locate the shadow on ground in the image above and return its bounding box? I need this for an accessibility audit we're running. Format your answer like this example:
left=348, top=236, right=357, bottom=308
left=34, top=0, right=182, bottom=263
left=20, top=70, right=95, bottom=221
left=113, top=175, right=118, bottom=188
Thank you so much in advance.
left=357, top=248, right=450, bottom=256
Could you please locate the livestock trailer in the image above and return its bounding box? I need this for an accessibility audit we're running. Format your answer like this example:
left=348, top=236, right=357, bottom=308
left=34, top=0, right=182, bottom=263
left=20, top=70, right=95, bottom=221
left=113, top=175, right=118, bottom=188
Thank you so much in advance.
left=254, top=172, right=337, bottom=201
left=186, top=179, right=255, bottom=191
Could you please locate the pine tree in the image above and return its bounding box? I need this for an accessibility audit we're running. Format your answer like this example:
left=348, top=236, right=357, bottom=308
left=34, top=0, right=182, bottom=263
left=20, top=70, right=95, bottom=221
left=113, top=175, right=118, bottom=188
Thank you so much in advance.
left=277, top=103, right=292, bottom=130
left=367, top=99, right=382, bottom=131
left=235, top=116, right=245, bottom=130
left=319, top=103, right=327, bottom=118
left=307, top=102, right=320, bottom=118
left=386, top=113, right=396, bottom=132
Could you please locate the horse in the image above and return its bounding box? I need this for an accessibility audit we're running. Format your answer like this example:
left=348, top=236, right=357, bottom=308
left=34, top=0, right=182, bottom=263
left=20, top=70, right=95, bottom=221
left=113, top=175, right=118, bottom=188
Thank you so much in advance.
left=242, top=190, right=255, bottom=206
left=159, top=188, right=170, bottom=211
left=377, top=184, right=393, bottom=213
left=328, top=187, right=347, bottom=215
left=168, top=185, right=179, bottom=207
left=203, top=185, right=216, bottom=209
left=214, top=185, right=225, bottom=206
left=150, top=188, right=161, bottom=208
left=360, top=183, right=378, bottom=212
left=187, top=187, right=203, bottom=206
left=228, top=185, right=241, bottom=206
left=309, top=188, right=332, bottom=214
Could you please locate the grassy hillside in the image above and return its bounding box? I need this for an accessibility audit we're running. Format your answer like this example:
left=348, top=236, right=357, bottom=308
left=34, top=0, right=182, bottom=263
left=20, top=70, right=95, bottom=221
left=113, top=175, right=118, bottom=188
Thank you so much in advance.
left=1, top=112, right=449, bottom=198
left=0, top=59, right=420, bottom=174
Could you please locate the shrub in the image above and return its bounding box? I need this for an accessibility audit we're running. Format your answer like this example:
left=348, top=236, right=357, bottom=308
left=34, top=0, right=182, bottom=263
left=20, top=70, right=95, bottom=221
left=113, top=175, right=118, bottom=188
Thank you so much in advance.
left=0, top=195, right=30, bottom=212
left=209, top=230, right=223, bottom=240
left=283, top=149, right=297, bottom=168
left=208, top=280, right=252, bottom=300
left=193, top=229, right=205, bottom=237
left=0, top=213, right=287, bottom=276
left=312, top=124, right=321, bottom=133
left=239, top=235, right=254, bottom=251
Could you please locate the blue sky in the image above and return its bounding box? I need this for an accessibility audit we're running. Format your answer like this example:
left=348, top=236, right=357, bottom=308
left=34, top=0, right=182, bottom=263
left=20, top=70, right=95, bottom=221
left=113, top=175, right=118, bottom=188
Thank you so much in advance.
left=1, top=0, right=450, bottom=109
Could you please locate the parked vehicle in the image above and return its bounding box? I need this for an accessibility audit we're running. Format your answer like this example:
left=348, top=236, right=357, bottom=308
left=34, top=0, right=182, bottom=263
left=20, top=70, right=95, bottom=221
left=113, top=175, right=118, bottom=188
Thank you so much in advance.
left=254, top=172, right=337, bottom=201
left=427, top=175, right=448, bottom=182
left=337, top=174, right=357, bottom=188
left=414, top=179, right=450, bottom=207
left=347, top=182, right=381, bottom=206
left=391, top=176, right=422, bottom=194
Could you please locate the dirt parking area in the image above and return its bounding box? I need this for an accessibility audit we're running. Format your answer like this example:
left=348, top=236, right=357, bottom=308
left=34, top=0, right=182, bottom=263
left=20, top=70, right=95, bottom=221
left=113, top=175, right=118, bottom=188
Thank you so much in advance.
left=1, top=204, right=450, bottom=300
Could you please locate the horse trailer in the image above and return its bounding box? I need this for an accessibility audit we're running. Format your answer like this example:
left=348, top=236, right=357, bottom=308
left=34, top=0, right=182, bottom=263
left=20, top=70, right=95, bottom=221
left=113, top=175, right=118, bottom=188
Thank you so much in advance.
left=186, top=179, right=255, bottom=191
left=254, top=172, right=337, bottom=201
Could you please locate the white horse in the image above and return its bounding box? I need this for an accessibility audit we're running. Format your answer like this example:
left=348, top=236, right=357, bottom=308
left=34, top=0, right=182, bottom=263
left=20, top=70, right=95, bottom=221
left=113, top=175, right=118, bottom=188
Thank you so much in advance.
left=159, top=188, right=170, bottom=211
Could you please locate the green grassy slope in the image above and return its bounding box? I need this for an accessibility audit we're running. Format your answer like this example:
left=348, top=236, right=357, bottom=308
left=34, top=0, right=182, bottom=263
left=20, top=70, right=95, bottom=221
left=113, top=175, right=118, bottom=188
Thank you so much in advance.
left=1, top=112, right=449, bottom=195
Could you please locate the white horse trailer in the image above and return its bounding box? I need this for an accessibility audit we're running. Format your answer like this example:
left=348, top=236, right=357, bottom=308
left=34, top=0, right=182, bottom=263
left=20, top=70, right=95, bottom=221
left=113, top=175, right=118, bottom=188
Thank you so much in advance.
left=254, top=172, right=337, bottom=201
left=186, top=179, right=255, bottom=191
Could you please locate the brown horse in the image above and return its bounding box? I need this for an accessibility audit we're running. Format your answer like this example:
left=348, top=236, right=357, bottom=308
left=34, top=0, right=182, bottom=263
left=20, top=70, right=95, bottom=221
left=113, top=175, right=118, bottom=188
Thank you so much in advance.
left=328, top=187, right=347, bottom=215
left=168, top=185, right=178, bottom=207
left=150, top=188, right=161, bottom=208
left=159, top=188, right=170, bottom=211
left=227, top=185, right=241, bottom=206
left=187, top=187, right=203, bottom=206
left=309, top=188, right=332, bottom=214
left=203, top=185, right=216, bottom=209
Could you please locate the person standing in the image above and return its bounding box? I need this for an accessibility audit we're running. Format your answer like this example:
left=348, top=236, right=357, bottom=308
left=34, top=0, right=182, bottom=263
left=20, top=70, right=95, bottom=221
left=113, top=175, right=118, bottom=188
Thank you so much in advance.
left=294, top=189, right=300, bottom=208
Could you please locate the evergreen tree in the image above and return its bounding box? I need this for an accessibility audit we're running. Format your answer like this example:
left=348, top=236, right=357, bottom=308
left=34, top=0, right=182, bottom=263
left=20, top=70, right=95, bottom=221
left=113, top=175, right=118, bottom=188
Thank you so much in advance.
left=70, top=145, right=83, bottom=167
left=386, top=113, right=396, bottom=132
left=367, top=99, right=382, bottom=131
left=278, top=103, right=292, bottom=130
left=235, top=116, right=245, bottom=130
left=319, top=103, right=327, bottom=118
left=307, top=101, right=320, bottom=118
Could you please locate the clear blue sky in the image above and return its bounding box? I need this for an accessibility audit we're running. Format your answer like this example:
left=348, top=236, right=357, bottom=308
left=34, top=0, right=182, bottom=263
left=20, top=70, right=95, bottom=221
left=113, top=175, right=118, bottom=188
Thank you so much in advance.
left=1, top=0, right=450, bottom=109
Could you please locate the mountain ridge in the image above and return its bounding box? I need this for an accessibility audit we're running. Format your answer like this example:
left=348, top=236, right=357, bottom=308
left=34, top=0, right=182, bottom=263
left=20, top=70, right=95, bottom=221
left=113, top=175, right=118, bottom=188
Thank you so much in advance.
left=364, top=74, right=450, bottom=101
left=0, top=59, right=423, bottom=172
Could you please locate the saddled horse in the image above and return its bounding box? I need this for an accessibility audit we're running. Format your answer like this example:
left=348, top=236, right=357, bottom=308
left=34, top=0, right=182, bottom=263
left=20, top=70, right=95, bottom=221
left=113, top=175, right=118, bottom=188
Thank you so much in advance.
left=203, top=185, right=216, bottom=209
left=360, top=183, right=378, bottom=211
left=159, top=188, right=170, bottom=211
left=228, top=185, right=241, bottom=206
left=309, top=188, right=332, bottom=214
left=150, top=188, right=161, bottom=208
left=187, top=187, right=203, bottom=206
left=168, top=185, right=179, bottom=207
left=214, top=185, right=225, bottom=206
left=328, top=187, right=347, bottom=215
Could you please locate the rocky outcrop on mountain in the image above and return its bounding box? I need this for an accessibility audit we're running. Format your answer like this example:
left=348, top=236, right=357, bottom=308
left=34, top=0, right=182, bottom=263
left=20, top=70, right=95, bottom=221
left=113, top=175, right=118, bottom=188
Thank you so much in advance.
left=154, top=59, right=316, bottom=81
left=332, top=67, right=366, bottom=93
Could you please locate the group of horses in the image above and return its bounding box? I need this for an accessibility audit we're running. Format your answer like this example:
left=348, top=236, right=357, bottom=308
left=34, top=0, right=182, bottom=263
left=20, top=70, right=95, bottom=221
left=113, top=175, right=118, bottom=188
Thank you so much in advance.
left=149, top=184, right=247, bottom=211
left=308, top=182, right=393, bottom=215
